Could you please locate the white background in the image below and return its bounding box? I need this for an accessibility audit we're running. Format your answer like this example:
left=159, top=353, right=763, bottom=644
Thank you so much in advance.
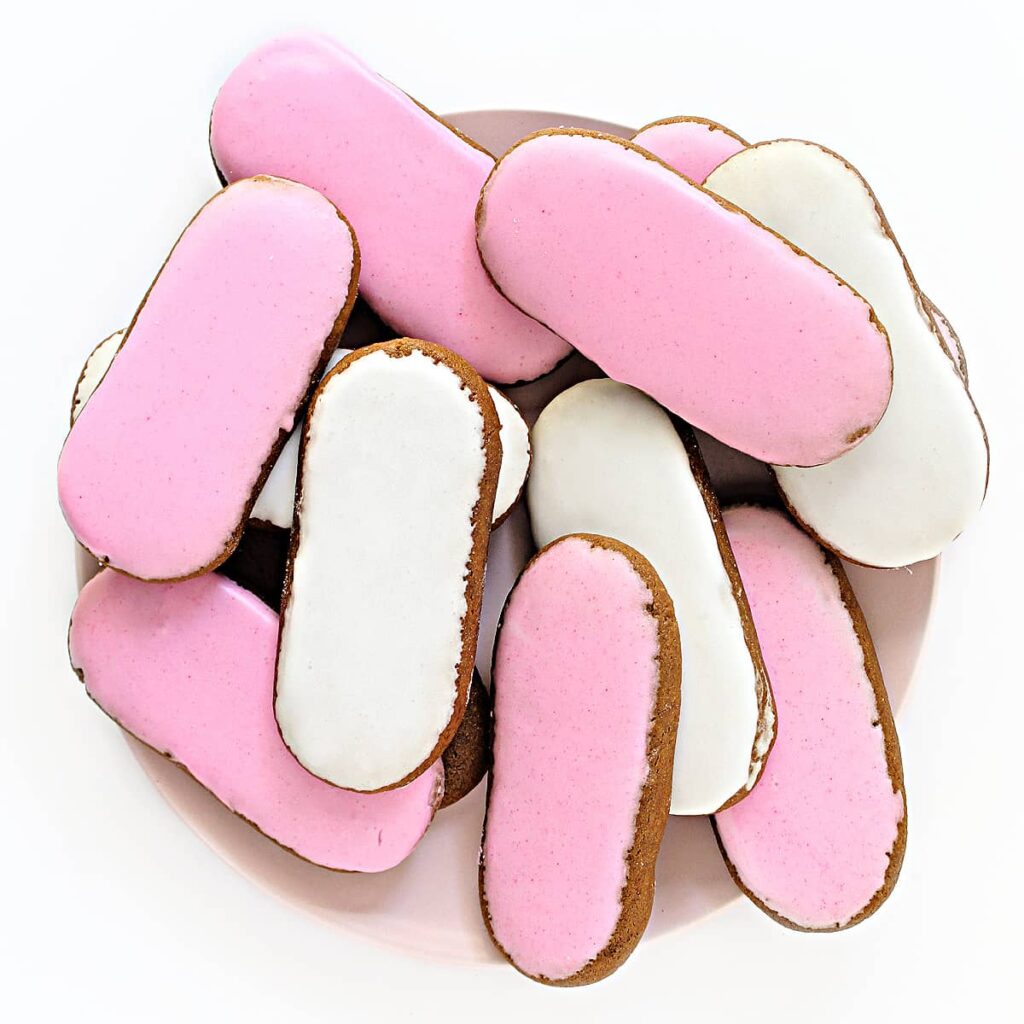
left=2, top=1, right=1021, bottom=1020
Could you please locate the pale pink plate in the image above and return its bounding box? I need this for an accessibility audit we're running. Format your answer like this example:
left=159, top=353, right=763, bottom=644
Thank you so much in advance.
left=74, top=110, right=938, bottom=968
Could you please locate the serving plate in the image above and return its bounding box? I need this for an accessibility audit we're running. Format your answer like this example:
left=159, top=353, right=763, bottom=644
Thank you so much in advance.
left=74, top=108, right=936, bottom=966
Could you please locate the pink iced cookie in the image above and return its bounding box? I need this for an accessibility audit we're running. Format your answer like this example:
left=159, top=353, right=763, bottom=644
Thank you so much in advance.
left=481, top=535, right=680, bottom=985
left=715, top=506, right=907, bottom=930
left=632, top=116, right=747, bottom=183
left=210, top=33, right=570, bottom=384
left=476, top=129, right=893, bottom=466
left=69, top=570, right=442, bottom=872
left=58, top=176, right=357, bottom=580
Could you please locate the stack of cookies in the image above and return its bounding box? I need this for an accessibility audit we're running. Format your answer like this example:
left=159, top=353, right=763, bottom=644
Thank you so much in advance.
left=59, top=33, right=988, bottom=986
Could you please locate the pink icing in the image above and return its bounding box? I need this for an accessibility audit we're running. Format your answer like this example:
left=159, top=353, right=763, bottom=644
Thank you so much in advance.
left=716, top=506, right=905, bottom=929
left=477, top=131, right=894, bottom=466
left=69, top=570, right=442, bottom=872
left=210, top=33, right=571, bottom=384
left=57, top=177, right=355, bottom=580
left=633, top=118, right=747, bottom=184
left=483, top=537, right=663, bottom=980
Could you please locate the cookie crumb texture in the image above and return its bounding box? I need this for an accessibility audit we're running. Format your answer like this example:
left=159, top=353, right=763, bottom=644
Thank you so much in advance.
left=69, top=570, right=442, bottom=872
left=716, top=506, right=906, bottom=930
left=482, top=535, right=679, bottom=984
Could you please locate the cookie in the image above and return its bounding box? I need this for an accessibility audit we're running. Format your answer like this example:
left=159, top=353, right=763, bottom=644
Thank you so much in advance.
left=489, top=387, right=531, bottom=527
left=69, top=570, right=443, bottom=872
left=70, top=329, right=124, bottom=426
left=211, top=33, right=571, bottom=384
left=481, top=534, right=680, bottom=985
left=705, top=141, right=988, bottom=566
left=57, top=176, right=358, bottom=581
left=632, top=116, right=747, bottom=183
left=714, top=505, right=906, bottom=930
left=529, top=379, right=774, bottom=814
left=476, top=129, right=893, bottom=466
left=276, top=339, right=501, bottom=792
left=217, top=525, right=290, bottom=610
left=440, top=670, right=492, bottom=810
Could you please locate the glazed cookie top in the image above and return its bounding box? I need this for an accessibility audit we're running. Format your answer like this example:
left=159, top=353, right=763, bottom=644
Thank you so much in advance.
left=58, top=176, right=357, bottom=580
left=483, top=534, right=679, bottom=984
left=70, top=569, right=443, bottom=872
left=70, top=329, right=124, bottom=426
left=716, top=505, right=906, bottom=929
left=632, top=116, right=747, bottom=183
left=276, top=341, right=499, bottom=792
left=211, top=33, right=571, bottom=384
left=477, top=130, right=893, bottom=466
left=706, top=141, right=988, bottom=565
left=528, top=379, right=773, bottom=814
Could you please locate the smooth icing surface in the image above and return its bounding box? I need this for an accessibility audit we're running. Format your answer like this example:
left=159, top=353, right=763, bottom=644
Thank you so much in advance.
left=632, top=117, right=746, bottom=184
left=529, top=380, right=772, bottom=814
left=250, top=366, right=522, bottom=531
left=716, top=506, right=905, bottom=929
left=249, top=348, right=351, bottom=528
left=71, top=330, right=123, bottom=424
left=706, top=142, right=988, bottom=566
left=69, top=570, right=442, bottom=872
left=483, top=536, right=666, bottom=981
left=276, top=346, right=493, bottom=792
left=211, top=33, right=570, bottom=384
left=58, top=176, right=356, bottom=580
left=490, top=388, right=530, bottom=523
left=477, top=130, right=893, bottom=466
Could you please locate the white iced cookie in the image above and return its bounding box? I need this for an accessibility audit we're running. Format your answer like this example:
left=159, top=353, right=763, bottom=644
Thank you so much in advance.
left=70, top=330, right=124, bottom=424
left=705, top=141, right=989, bottom=567
left=250, top=348, right=352, bottom=528
left=528, top=379, right=775, bottom=815
left=489, top=387, right=531, bottom=526
left=276, top=339, right=501, bottom=792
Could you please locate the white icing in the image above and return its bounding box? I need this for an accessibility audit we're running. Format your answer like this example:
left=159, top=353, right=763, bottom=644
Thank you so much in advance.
left=489, top=387, right=530, bottom=524
left=251, top=364, right=523, bottom=531
left=275, top=347, right=489, bottom=792
left=71, top=330, right=125, bottom=422
left=706, top=142, right=988, bottom=567
left=250, top=348, right=352, bottom=528
left=528, top=379, right=771, bottom=815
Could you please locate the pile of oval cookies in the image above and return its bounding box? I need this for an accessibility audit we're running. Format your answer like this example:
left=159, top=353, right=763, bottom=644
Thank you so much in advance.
left=59, top=33, right=988, bottom=986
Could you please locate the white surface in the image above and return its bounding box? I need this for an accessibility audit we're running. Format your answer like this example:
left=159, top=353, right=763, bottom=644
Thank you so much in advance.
left=706, top=141, right=989, bottom=567
left=3, top=1, right=1020, bottom=1021
left=277, top=348, right=488, bottom=791
left=529, top=379, right=773, bottom=814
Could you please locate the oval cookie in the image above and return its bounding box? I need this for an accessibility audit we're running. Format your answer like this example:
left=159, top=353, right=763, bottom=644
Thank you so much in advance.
left=276, top=339, right=501, bottom=793
left=476, top=128, right=893, bottom=466
left=632, top=116, right=747, bottom=183
left=481, top=534, right=681, bottom=985
left=211, top=33, right=570, bottom=384
left=715, top=505, right=906, bottom=930
left=69, top=570, right=443, bottom=872
left=57, top=176, right=358, bottom=580
left=705, top=141, right=988, bottom=566
left=529, top=379, right=773, bottom=814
